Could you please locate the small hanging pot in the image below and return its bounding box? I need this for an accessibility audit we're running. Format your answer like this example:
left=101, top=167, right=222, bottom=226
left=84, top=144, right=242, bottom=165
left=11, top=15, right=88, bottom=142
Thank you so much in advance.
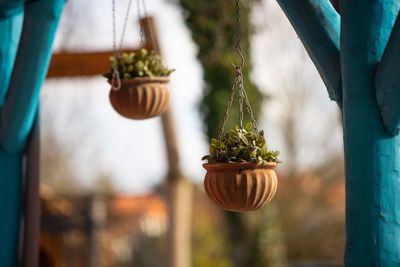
left=203, top=162, right=278, bottom=212
left=108, top=77, right=170, bottom=120
left=108, top=0, right=173, bottom=120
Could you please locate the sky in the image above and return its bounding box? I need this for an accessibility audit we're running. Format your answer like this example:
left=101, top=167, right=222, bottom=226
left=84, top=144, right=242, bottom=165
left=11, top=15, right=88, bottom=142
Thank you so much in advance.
left=41, top=0, right=342, bottom=194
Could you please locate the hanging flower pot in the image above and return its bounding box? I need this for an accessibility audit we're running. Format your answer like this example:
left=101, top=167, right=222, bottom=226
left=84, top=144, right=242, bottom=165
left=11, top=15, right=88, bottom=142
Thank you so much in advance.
left=203, top=162, right=278, bottom=212
left=202, top=124, right=280, bottom=212
left=108, top=77, right=170, bottom=119
left=105, top=49, right=174, bottom=120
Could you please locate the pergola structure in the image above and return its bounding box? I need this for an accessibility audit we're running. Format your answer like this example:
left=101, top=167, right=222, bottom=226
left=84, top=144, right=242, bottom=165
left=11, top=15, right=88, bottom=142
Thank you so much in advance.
left=3, top=0, right=400, bottom=266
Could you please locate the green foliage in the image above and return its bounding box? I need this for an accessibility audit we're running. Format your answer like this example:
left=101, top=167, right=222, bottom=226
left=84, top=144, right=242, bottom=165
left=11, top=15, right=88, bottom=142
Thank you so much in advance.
left=179, top=1, right=264, bottom=138
left=203, top=123, right=280, bottom=164
left=106, top=48, right=174, bottom=79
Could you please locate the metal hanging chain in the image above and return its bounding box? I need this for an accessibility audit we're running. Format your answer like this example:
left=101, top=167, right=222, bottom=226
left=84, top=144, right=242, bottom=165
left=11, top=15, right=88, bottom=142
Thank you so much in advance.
left=238, top=71, right=245, bottom=129
left=217, top=0, right=259, bottom=140
left=218, top=76, right=240, bottom=140
left=111, top=0, right=134, bottom=90
left=111, top=0, right=120, bottom=90
left=119, top=0, right=134, bottom=53
left=242, top=80, right=258, bottom=131
left=234, top=0, right=243, bottom=63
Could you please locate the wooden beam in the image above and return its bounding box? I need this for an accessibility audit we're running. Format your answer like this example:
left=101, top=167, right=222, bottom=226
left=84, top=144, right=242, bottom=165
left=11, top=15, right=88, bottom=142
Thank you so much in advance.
left=141, top=17, right=192, bottom=267
left=47, top=51, right=114, bottom=78
left=47, top=48, right=146, bottom=78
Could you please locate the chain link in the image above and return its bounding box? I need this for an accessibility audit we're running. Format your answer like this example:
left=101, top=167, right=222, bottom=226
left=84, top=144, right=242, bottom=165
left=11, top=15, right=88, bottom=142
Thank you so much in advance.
left=217, top=0, right=259, bottom=139
left=234, top=0, right=241, bottom=50
left=112, top=0, right=117, bottom=58
left=119, top=0, right=134, bottom=53
left=111, top=0, right=121, bottom=90
left=111, top=0, right=140, bottom=90
left=242, top=82, right=259, bottom=131
left=218, top=76, right=239, bottom=140
left=237, top=69, right=244, bottom=129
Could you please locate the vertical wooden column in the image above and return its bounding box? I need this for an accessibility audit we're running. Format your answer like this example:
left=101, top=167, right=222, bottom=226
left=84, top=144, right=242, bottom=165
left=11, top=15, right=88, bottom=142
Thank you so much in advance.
left=88, top=196, right=107, bottom=267
left=141, top=17, right=193, bottom=267
left=22, top=111, right=40, bottom=267
left=340, top=2, right=400, bottom=265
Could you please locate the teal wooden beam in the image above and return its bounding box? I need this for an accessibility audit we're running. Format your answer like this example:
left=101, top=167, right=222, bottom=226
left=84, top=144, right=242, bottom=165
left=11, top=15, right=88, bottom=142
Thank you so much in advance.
left=0, top=1, right=64, bottom=266
left=0, top=0, right=64, bottom=154
left=276, top=0, right=342, bottom=105
left=0, top=5, right=22, bottom=107
left=0, top=149, right=22, bottom=267
left=340, top=1, right=400, bottom=266
left=0, top=5, right=23, bottom=267
left=0, top=2, right=24, bottom=20
left=375, top=11, right=400, bottom=135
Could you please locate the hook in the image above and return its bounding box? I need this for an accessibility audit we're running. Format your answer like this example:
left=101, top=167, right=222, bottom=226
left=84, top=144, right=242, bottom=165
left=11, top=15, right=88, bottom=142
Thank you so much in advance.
left=230, top=45, right=245, bottom=70
left=111, top=71, right=121, bottom=91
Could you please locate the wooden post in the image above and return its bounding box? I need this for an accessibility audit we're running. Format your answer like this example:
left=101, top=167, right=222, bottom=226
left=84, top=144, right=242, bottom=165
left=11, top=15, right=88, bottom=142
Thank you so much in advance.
left=141, top=17, right=193, bottom=267
left=22, top=111, right=41, bottom=267
left=88, top=196, right=107, bottom=267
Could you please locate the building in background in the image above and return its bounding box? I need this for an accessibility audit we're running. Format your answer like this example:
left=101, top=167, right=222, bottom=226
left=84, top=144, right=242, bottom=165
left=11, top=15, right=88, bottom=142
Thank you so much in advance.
left=40, top=189, right=167, bottom=267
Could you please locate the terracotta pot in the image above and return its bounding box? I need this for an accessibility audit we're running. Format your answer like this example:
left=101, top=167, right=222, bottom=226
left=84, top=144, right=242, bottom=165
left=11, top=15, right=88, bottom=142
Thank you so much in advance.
left=109, top=77, right=169, bottom=119
left=203, top=162, right=278, bottom=212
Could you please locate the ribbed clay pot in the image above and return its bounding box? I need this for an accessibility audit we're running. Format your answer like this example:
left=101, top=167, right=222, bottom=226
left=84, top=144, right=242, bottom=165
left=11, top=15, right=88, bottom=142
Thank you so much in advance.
left=203, top=162, right=278, bottom=212
left=109, top=77, right=169, bottom=120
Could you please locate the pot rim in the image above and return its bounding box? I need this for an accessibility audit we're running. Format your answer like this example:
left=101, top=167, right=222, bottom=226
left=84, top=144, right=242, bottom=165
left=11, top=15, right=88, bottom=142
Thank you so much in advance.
left=107, top=76, right=170, bottom=85
left=203, top=161, right=277, bottom=171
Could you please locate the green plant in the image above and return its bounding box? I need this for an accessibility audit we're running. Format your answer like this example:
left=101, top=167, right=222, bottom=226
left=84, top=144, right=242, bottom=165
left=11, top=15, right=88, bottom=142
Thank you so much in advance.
left=202, top=123, right=280, bottom=164
left=106, top=48, right=174, bottom=80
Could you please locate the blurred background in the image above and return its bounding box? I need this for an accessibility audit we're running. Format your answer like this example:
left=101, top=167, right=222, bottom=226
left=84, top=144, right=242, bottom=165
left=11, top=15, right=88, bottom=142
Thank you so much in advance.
left=39, top=0, right=345, bottom=266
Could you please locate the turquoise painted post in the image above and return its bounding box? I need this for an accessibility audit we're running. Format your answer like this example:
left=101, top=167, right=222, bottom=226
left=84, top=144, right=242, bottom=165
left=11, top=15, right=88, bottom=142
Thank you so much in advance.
left=276, top=0, right=400, bottom=266
left=0, top=4, right=24, bottom=266
left=0, top=0, right=64, bottom=266
left=0, top=151, right=23, bottom=266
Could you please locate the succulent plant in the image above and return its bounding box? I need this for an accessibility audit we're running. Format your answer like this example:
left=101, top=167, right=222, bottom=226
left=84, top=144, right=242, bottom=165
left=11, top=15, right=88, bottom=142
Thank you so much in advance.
left=105, top=48, right=174, bottom=80
left=202, top=123, right=280, bottom=164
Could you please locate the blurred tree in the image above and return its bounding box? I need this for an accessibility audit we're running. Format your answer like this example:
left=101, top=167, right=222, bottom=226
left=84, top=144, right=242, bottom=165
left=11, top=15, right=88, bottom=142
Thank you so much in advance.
left=178, top=0, right=263, bottom=138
